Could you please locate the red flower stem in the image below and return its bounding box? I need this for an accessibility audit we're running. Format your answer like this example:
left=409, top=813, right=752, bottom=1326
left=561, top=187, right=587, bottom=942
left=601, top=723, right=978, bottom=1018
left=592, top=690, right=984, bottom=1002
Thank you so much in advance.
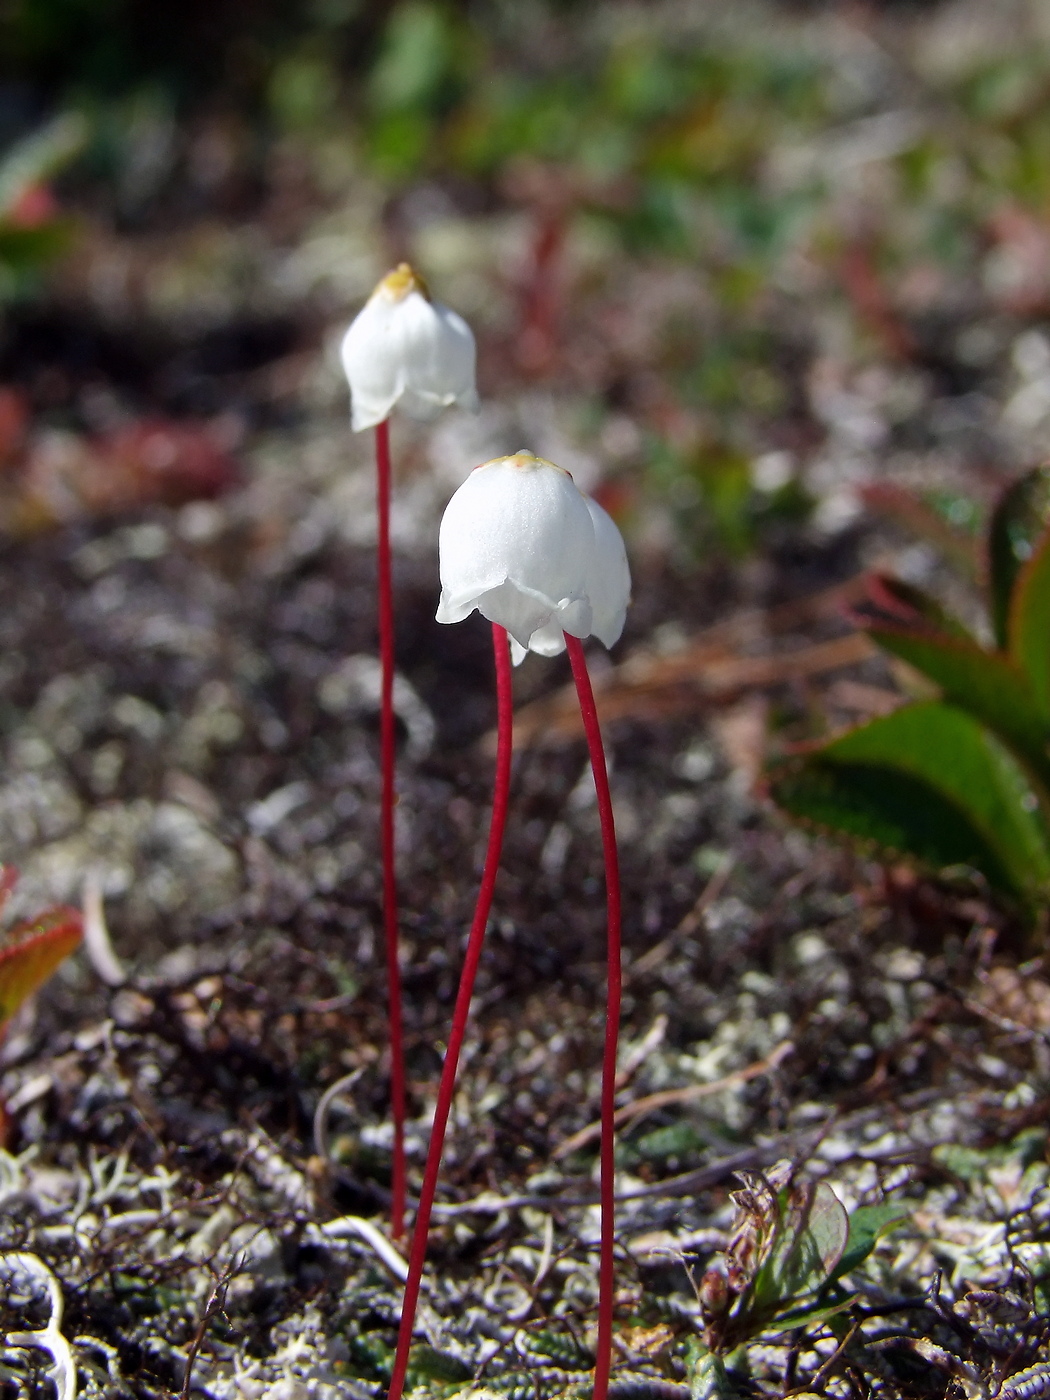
left=387, top=623, right=514, bottom=1400
left=376, top=417, right=406, bottom=1241
left=565, top=635, right=622, bottom=1400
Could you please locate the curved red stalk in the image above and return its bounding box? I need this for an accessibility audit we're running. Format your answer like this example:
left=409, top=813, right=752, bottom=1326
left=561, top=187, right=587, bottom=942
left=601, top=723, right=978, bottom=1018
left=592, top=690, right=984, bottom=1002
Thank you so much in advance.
left=387, top=623, right=514, bottom=1400
left=376, top=417, right=406, bottom=1240
left=566, top=635, right=622, bottom=1400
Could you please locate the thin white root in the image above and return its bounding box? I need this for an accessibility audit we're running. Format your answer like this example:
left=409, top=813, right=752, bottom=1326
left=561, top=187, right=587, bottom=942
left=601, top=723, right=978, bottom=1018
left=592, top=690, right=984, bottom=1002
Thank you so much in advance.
left=0, top=1251, right=77, bottom=1400
left=307, top=1214, right=409, bottom=1282
left=81, top=872, right=127, bottom=988
left=311, top=1067, right=366, bottom=1160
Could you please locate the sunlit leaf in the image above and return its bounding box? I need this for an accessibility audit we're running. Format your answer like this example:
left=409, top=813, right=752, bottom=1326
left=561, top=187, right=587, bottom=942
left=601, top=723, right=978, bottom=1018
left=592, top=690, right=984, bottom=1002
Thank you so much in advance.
left=0, top=907, right=82, bottom=1031
left=806, top=1181, right=851, bottom=1279
left=770, top=702, right=1050, bottom=904
left=828, top=1203, right=909, bottom=1283
left=989, top=464, right=1050, bottom=648
left=757, top=1178, right=848, bottom=1308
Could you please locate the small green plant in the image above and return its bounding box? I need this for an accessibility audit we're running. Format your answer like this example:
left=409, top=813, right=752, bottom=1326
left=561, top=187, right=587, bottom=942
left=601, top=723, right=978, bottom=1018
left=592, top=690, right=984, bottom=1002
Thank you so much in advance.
left=770, top=465, right=1050, bottom=913
left=688, top=1162, right=904, bottom=1398
left=0, top=113, right=85, bottom=303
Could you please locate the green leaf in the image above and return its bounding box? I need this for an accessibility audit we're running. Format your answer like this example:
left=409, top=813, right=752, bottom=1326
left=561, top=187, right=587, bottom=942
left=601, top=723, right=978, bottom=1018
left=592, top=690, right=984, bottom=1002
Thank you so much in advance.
left=687, top=1343, right=737, bottom=1400
left=989, top=465, right=1050, bottom=647
left=1009, top=529, right=1050, bottom=722
left=0, top=220, right=74, bottom=270
left=406, top=1345, right=473, bottom=1384
left=862, top=626, right=1050, bottom=788
left=767, top=1294, right=854, bottom=1334
left=769, top=702, right=1050, bottom=903
left=828, top=1203, right=908, bottom=1283
left=370, top=1, right=456, bottom=113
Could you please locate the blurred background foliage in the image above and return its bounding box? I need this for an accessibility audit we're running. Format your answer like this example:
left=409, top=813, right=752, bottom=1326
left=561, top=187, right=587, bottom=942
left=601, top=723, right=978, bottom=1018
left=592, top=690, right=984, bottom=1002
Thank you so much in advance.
left=5, top=0, right=1050, bottom=910
left=5, top=0, right=1050, bottom=563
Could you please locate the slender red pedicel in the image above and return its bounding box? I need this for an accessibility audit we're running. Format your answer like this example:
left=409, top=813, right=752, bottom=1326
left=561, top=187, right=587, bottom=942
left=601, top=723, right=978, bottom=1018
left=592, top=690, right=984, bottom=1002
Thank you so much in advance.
left=566, top=634, right=622, bottom=1400
left=376, top=416, right=406, bottom=1240
left=387, top=623, right=514, bottom=1400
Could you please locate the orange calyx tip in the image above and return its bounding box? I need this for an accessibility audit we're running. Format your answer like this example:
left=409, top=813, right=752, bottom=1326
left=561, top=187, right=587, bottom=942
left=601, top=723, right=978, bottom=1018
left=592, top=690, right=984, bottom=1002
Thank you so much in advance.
left=377, top=262, right=431, bottom=303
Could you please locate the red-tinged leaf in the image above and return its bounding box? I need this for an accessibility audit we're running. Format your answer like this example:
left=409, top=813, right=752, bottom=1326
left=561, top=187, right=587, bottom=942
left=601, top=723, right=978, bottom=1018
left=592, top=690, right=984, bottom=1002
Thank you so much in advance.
left=0, top=387, right=29, bottom=467
left=0, top=907, right=82, bottom=1031
left=1009, top=529, right=1050, bottom=723
left=7, top=182, right=58, bottom=229
left=769, top=702, right=1050, bottom=907
left=989, top=465, right=1050, bottom=648
left=0, top=866, right=18, bottom=919
left=17, top=417, right=241, bottom=529
left=95, top=419, right=241, bottom=507
left=846, top=572, right=975, bottom=642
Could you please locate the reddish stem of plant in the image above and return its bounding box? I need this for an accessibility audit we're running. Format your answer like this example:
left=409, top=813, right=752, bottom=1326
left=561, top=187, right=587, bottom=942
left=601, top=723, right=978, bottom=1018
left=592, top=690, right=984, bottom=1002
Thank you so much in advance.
left=376, top=417, right=406, bottom=1241
left=387, top=623, right=514, bottom=1400
left=566, top=634, right=622, bottom=1400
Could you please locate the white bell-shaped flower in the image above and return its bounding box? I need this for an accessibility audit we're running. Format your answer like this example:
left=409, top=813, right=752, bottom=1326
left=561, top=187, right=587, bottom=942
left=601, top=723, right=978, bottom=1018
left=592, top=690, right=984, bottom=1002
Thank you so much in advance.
left=436, top=451, right=631, bottom=663
left=341, top=263, right=478, bottom=432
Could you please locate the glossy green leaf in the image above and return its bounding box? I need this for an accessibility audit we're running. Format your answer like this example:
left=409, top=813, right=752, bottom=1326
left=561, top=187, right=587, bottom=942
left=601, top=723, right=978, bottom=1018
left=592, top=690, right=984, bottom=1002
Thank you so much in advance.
left=989, top=464, right=1050, bottom=647
left=769, top=702, right=1050, bottom=903
left=1009, top=529, right=1050, bottom=722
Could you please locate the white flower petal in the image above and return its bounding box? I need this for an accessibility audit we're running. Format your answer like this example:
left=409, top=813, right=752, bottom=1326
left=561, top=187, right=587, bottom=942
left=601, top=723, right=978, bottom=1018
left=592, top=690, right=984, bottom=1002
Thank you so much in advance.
left=583, top=496, right=631, bottom=648
left=437, top=454, right=594, bottom=643
left=521, top=621, right=569, bottom=658
left=340, top=268, right=477, bottom=431
left=435, top=451, right=630, bottom=662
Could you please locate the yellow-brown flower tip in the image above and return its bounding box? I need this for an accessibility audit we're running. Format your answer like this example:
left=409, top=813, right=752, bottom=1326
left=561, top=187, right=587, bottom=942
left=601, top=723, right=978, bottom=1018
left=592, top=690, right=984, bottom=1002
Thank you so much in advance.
left=482, top=450, right=572, bottom=478
left=376, top=262, right=431, bottom=302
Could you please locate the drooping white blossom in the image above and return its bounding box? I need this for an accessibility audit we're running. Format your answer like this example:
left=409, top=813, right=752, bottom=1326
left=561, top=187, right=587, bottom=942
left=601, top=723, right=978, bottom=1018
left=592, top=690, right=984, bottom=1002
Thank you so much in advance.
left=341, top=264, right=478, bottom=432
left=435, top=451, right=631, bottom=663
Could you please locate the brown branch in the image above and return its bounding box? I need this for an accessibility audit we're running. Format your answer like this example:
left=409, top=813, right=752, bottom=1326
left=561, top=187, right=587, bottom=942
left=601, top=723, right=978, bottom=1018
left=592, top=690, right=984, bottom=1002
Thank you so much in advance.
left=553, top=1039, right=796, bottom=1160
